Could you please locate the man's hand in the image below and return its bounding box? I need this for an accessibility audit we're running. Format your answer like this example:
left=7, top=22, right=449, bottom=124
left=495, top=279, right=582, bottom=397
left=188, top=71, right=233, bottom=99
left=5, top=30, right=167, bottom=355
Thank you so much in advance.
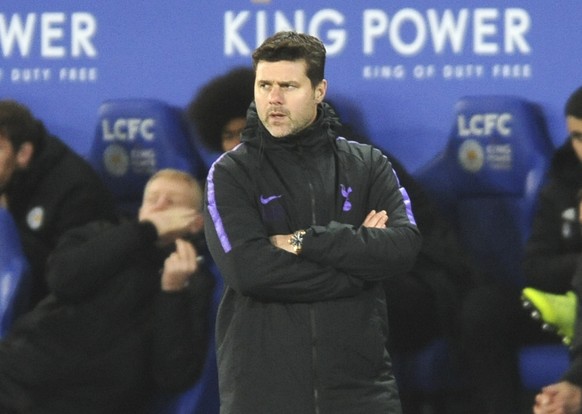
left=270, top=234, right=295, bottom=254
left=140, top=207, right=199, bottom=246
left=269, top=209, right=389, bottom=255
left=161, top=238, right=199, bottom=291
left=362, top=210, right=388, bottom=229
left=533, top=381, right=582, bottom=414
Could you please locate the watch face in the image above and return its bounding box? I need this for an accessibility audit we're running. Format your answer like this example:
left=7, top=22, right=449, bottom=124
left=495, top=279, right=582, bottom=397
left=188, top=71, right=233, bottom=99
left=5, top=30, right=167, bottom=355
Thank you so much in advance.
left=290, top=230, right=306, bottom=253
left=291, top=235, right=299, bottom=245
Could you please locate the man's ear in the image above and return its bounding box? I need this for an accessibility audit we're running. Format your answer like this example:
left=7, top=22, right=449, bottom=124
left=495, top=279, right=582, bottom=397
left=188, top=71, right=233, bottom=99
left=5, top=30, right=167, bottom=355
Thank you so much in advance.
left=16, top=142, right=34, bottom=168
left=314, top=79, right=327, bottom=104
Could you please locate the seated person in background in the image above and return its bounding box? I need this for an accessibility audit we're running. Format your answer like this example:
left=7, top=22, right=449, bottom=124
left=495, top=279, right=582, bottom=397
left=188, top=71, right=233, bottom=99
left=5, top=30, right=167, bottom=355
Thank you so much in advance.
left=460, top=86, right=582, bottom=414
left=187, top=66, right=255, bottom=153
left=0, top=99, right=117, bottom=307
left=0, top=168, right=214, bottom=414
left=521, top=86, right=582, bottom=345
left=533, top=188, right=582, bottom=414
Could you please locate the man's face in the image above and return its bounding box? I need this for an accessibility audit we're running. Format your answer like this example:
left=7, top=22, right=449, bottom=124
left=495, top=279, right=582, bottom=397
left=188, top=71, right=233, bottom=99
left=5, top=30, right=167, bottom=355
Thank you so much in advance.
left=221, top=116, right=246, bottom=152
left=254, top=59, right=327, bottom=138
left=139, top=176, right=198, bottom=220
left=567, top=115, right=582, bottom=162
left=0, top=135, right=19, bottom=192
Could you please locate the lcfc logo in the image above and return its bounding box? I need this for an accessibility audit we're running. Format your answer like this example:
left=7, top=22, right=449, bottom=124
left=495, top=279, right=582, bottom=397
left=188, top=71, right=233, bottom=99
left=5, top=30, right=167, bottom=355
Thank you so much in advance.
left=457, top=113, right=512, bottom=137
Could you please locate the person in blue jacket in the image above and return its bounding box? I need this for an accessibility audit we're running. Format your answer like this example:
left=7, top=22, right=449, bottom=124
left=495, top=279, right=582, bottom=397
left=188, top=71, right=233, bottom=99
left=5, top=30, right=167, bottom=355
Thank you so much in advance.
left=204, top=31, right=421, bottom=414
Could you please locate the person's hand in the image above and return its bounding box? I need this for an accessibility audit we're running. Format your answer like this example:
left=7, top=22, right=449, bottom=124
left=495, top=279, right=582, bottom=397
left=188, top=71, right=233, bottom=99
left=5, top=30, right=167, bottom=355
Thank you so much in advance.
left=533, top=381, right=582, bottom=414
left=161, top=238, right=199, bottom=291
left=140, top=207, right=199, bottom=246
left=269, top=209, right=389, bottom=254
left=362, top=210, right=388, bottom=229
left=270, top=234, right=294, bottom=254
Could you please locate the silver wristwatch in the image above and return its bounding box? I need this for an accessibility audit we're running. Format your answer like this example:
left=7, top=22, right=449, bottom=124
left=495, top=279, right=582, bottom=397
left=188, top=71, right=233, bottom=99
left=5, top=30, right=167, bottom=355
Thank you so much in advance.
left=289, top=230, right=306, bottom=254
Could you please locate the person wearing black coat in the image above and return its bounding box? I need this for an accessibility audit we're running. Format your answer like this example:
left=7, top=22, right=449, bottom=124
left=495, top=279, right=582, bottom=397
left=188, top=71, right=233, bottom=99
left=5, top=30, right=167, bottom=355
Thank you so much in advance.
left=522, top=139, right=582, bottom=293
left=0, top=169, right=213, bottom=413
left=205, top=32, right=421, bottom=414
left=531, top=86, right=582, bottom=414
left=0, top=100, right=117, bottom=307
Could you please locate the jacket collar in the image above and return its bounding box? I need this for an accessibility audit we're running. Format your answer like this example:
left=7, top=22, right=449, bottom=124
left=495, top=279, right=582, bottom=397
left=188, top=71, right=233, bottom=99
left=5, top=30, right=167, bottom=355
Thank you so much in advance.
left=241, top=101, right=342, bottom=153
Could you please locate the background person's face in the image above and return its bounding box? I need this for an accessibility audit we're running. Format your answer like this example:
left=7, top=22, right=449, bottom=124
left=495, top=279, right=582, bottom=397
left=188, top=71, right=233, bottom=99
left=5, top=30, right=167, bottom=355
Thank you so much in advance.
left=567, top=115, right=582, bottom=162
left=221, top=117, right=246, bottom=152
left=254, top=59, right=326, bottom=138
left=0, top=135, right=19, bottom=192
left=139, top=176, right=197, bottom=219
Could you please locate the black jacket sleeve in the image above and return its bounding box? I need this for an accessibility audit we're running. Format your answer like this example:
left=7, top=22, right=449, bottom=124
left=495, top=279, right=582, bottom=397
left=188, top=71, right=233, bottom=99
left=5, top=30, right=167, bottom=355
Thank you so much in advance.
left=562, top=256, right=582, bottom=386
left=45, top=220, right=158, bottom=303
left=300, top=148, right=421, bottom=281
left=523, top=186, right=579, bottom=293
left=152, top=267, right=215, bottom=392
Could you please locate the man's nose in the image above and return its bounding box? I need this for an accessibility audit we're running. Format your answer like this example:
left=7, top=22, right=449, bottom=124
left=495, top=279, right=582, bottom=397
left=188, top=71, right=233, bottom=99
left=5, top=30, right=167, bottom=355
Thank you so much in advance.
left=269, top=86, right=283, bottom=104
left=152, top=196, right=171, bottom=210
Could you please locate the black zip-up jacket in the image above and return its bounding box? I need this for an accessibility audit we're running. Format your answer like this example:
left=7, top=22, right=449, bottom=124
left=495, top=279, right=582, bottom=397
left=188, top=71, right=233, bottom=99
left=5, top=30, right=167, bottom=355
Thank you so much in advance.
left=5, top=134, right=117, bottom=306
left=549, top=139, right=582, bottom=388
left=566, top=253, right=582, bottom=387
left=522, top=138, right=582, bottom=292
left=0, top=220, right=213, bottom=413
left=204, top=102, right=421, bottom=414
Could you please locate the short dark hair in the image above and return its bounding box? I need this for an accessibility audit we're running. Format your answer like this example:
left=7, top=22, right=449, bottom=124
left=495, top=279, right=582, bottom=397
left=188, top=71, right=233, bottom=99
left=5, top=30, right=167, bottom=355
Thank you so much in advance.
left=187, top=67, right=255, bottom=152
left=0, top=100, right=46, bottom=150
left=252, top=31, right=326, bottom=88
left=565, top=86, right=582, bottom=119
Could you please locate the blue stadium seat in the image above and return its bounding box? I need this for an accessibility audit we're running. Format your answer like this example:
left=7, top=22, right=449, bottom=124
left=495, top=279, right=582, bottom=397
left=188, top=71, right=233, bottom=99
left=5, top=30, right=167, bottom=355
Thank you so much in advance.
left=416, top=95, right=554, bottom=287
left=406, top=95, right=566, bottom=404
left=519, top=344, right=570, bottom=391
left=0, top=207, right=31, bottom=337
left=88, top=98, right=206, bottom=217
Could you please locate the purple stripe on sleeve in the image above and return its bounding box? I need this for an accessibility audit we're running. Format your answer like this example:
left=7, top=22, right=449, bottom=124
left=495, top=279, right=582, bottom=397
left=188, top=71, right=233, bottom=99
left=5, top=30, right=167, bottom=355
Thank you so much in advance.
left=399, top=187, right=416, bottom=226
left=390, top=167, right=416, bottom=224
left=206, top=159, right=232, bottom=253
left=390, top=167, right=416, bottom=225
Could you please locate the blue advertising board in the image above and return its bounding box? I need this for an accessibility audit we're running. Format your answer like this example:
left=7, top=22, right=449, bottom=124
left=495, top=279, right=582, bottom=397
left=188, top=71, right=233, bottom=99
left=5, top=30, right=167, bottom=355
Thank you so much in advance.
left=2, top=1, right=581, bottom=171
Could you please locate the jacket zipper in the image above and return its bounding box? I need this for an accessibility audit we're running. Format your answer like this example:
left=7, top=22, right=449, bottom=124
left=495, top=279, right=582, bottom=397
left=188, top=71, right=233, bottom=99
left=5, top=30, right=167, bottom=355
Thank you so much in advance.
left=310, top=305, right=320, bottom=414
left=298, top=143, right=321, bottom=414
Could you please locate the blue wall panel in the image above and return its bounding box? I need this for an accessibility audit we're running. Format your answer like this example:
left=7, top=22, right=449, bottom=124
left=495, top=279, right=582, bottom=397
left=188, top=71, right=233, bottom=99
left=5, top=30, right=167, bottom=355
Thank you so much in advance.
left=2, top=1, right=580, bottom=172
